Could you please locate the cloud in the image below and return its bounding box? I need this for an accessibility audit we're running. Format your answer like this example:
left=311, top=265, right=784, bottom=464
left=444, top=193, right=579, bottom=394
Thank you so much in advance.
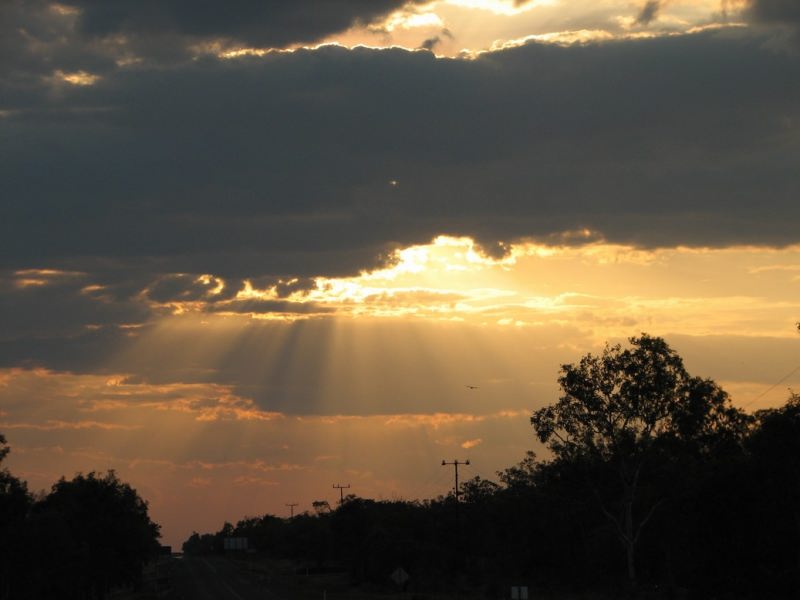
left=0, top=269, right=152, bottom=370
left=744, top=0, right=800, bottom=48
left=635, top=1, right=662, bottom=26
left=3, top=30, right=799, bottom=290
left=232, top=476, right=280, bottom=487
left=0, top=1, right=121, bottom=86
left=2, top=11, right=800, bottom=396
left=206, top=299, right=337, bottom=317
left=8, top=1, right=438, bottom=82
left=59, top=0, right=426, bottom=56
left=746, top=0, right=800, bottom=25
left=0, top=368, right=287, bottom=428
left=420, top=36, right=442, bottom=51
left=145, top=274, right=234, bottom=303
left=419, top=27, right=453, bottom=51
left=0, top=419, right=140, bottom=431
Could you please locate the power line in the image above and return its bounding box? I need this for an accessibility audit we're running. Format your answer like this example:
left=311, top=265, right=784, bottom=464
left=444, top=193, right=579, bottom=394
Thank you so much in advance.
left=739, top=321, right=800, bottom=409
left=744, top=362, right=800, bottom=409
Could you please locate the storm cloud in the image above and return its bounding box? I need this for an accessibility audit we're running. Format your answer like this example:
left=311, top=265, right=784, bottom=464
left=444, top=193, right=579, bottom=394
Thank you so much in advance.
left=1, top=7, right=800, bottom=379
left=635, top=1, right=662, bottom=26
left=3, top=30, right=799, bottom=281
left=747, top=0, right=800, bottom=25
left=0, top=0, right=427, bottom=74
left=64, top=0, right=420, bottom=47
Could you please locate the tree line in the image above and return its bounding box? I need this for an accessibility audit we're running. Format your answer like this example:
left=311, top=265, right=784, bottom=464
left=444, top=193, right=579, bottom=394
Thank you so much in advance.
left=0, top=443, right=160, bottom=600
left=184, top=335, right=800, bottom=599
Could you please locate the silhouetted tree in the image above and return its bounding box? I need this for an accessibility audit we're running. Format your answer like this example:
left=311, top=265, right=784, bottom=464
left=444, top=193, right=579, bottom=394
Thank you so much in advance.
left=497, top=450, right=538, bottom=490
left=531, top=334, right=749, bottom=589
left=182, top=531, right=216, bottom=555
left=30, top=471, right=160, bottom=599
left=0, top=434, right=8, bottom=464
left=0, top=434, right=32, bottom=600
left=460, top=475, right=499, bottom=503
left=748, top=393, right=800, bottom=587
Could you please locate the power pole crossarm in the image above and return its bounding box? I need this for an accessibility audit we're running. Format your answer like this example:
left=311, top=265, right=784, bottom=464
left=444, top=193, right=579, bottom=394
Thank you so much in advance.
left=441, top=459, right=470, bottom=500
left=333, top=483, right=351, bottom=506
left=286, top=503, right=298, bottom=519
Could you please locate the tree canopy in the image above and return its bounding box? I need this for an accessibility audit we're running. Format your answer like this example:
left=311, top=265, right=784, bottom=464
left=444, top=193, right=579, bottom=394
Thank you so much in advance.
left=530, top=334, right=751, bottom=588
left=531, top=334, right=749, bottom=461
left=0, top=436, right=161, bottom=600
left=31, top=470, right=161, bottom=598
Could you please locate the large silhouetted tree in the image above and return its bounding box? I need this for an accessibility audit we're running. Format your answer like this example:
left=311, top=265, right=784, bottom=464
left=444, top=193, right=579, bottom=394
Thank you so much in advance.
left=0, top=434, right=31, bottom=600
left=748, top=393, right=800, bottom=576
left=31, top=471, right=161, bottom=599
left=531, top=334, right=749, bottom=589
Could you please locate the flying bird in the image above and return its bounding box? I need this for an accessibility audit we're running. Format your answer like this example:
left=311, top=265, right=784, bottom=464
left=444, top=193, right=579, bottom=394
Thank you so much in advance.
left=465, top=385, right=479, bottom=390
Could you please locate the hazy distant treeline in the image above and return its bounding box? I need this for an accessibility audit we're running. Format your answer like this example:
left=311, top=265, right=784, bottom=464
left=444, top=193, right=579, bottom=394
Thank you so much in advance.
left=185, top=336, right=800, bottom=599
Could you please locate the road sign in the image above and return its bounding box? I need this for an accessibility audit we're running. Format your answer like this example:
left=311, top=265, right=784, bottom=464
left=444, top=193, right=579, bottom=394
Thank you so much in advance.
left=511, top=586, right=529, bottom=599
left=223, top=537, right=248, bottom=551
left=391, top=567, right=409, bottom=586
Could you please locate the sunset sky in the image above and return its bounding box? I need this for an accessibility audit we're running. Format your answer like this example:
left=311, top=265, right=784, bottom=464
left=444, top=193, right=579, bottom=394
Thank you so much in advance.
left=2, top=0, right=799, bottom=548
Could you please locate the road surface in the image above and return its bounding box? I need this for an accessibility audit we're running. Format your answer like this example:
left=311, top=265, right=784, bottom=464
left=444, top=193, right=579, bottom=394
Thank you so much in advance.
left=168, top=556, right=284, bottom=600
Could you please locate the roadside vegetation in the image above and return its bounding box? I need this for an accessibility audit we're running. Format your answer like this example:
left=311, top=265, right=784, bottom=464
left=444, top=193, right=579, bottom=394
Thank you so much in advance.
left=0, top=443, right=161, bottom=600
left=184, top=335, right=800, bottom=599
left=2, top=334, right=797, bottom=598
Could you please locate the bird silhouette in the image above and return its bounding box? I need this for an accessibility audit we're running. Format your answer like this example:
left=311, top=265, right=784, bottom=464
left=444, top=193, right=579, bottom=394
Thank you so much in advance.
left=465, top=385, right=479, bottom=390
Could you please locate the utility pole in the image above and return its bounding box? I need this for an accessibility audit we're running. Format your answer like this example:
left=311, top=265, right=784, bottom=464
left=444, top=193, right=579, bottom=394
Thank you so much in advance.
left=285, top=503, right=298, bottom=519
left=332, top=483, right=351, bottom=506
left=442, top=459, right=471, bottom=592
left=441, top=459, right=470, bottom=501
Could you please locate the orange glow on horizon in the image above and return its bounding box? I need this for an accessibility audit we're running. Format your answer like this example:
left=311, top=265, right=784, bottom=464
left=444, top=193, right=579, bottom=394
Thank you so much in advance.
left=3, top=234, right=800, bottom=547
left=201, top=0, right=743, bottom=61
left=132, top=236, right=800, bottom=343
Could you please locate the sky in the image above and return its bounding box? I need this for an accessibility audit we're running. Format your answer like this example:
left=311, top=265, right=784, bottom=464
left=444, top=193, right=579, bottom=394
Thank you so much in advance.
left=1, top=0, right=799, bottom=548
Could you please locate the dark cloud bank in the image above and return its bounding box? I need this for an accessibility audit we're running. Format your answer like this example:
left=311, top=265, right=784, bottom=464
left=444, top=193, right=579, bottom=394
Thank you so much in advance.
left=3, top=32, right=799, bottom=276
left=747, top=0, right=800, bottom=25
left=0, top=0, right=423, bottom=74
left=67, top=0, right=416, bottom=48
left=0, top=1, right=799, bottom=383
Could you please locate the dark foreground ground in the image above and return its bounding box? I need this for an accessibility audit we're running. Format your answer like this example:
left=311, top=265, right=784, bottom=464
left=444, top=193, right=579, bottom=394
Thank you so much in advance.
left=166, top=555, right=286, bottom=600
left=128, top=555, right=671, bottom=600
left=148, top=555, right=513, bottom=600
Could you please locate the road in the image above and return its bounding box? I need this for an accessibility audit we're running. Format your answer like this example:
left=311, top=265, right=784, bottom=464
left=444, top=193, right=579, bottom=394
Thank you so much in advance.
left=167, top=556, right=285, bottom=600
